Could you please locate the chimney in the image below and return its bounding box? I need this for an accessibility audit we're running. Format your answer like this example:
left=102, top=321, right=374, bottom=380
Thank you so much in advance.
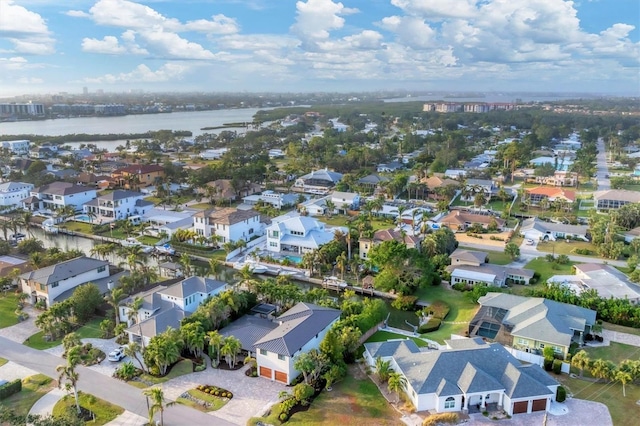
left=107, top=280, right=114, bottom=290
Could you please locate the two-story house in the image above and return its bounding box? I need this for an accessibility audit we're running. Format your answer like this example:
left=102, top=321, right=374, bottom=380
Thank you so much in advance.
left=0, top=182, right=34, bottom=209
left=359, top=228, right=422, bottom=260
left=265, top=215, right=346, bottom=255
left=83, top=190, right=153, bottom=222
left=462, top=179, right=494, bottom=201
left=22, top=182, right=97, bottom=213
left=1, top=140, right=30, bottom=155
left=111, top=164, right=165, bottom=190
left=120, top=276, right=229, bottom=346
left=469, top=292, right=596, bottom=360
left=20, top=257, right=110, bottom=308
left=294, top=168, right=343, bottom=194
left=193, top=208, right=263, bottom=243
left=254, top=303, right=341, bottom=384
left=525, top=187, right=575, bottom=206
left=328, top=191, right=360, bottom=214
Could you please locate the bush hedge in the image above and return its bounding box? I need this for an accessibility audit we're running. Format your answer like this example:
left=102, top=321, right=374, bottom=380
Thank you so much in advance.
left=556, top=386, right=566, bottom=402
left=418, top=318, right=441, bottom=334
left=0, top=379, right=22, bottom=400
left=391, top=295, right=418, bottom=311
left=543, top=358, right=553, bottom=372
left=552, top=359, right=563, bottom=375
left=423, top=412, right=459, bottom=426
left=428, top=301, right=450, bottom=320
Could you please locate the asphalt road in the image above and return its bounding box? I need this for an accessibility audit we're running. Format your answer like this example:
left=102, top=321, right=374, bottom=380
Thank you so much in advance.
left=0, top=336, right=234, bottom=426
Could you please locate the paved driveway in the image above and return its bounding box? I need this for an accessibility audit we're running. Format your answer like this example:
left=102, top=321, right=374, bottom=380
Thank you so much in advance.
left=467, top=398, right=611, bottom=426
left=0, top=305, right=39, bottom=343
left=161, top=363, right=288, bottom=425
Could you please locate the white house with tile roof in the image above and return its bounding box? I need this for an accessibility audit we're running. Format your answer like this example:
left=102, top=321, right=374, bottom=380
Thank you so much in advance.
left=23, top=182, right=97, bottom=212
left=363, top=339, right=559, bottom=415
left=265, top=215, right=347, bottom=255
left=83, top=189, right=152, bottom=222
left=193, top=207, right=263, bottom=243
left=254, top=303, right=341, bottom=384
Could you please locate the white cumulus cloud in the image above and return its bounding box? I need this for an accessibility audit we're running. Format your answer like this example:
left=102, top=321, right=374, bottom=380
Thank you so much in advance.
left=0, top=0, right=55, bottom=54
left=84, top=62, right=189, bottom=84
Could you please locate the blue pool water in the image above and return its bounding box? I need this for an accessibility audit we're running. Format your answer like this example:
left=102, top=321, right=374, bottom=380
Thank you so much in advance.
left=284, top=255, right=302, bottom=264
left=74, top=214, right=91, bottom=222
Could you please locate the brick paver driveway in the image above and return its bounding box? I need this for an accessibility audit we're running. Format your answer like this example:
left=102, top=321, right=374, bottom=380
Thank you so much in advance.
left=161, top=363, right=288, bottom=425
left=467, top=398, right=612, bottom=426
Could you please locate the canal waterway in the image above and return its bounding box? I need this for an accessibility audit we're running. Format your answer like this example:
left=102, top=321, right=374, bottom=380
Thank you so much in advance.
left=24, top=225, right=415, bottom=331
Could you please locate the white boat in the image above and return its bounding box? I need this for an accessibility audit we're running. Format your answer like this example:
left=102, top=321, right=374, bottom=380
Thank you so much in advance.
left=249, top=264, right=268, bottom=274
left=121, top=237, right=154, bottom=253
left=323, top=276, right=348, bottom=288
left=155, top=243, right=176, bottom=255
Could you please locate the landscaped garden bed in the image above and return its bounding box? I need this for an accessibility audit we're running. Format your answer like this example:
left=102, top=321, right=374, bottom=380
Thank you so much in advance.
left=52, top=391, right=123, bottom=426
left=177, top=385, right=233, bottom=412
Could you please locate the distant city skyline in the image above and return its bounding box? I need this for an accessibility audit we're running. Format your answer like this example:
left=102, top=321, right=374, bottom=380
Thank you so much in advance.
left=1, top=0, right=639, bottom=96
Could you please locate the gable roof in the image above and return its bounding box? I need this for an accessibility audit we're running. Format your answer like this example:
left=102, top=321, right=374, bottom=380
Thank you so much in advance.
left=254, top=302, right=340, bottom=356
left=35, top=181, right=92, bottom=196
left=520, top=217, right=587, bottom=236
left=20, top=256, right=108, bottom=285
left=526, top=186, right=576, bottom=202
left=195, top=207, right=260, bottom=225
left=97, top=189, right=145, bottom=201
left=219, top=315, right=279, bottom=352
left=160, top=276, right=227, bottom=299
left=440, top=211, right=505, bottom=227
left=370, top=227, right=421, bottom=246
left=594, top=189, right=640, bottom=203
left=449, top=248, right=487, bottom=264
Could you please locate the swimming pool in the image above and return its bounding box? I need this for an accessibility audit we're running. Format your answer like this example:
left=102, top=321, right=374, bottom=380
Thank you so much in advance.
left=284, top=255, right=302, bottom=264
left=74, top=214, right=91, bottom=222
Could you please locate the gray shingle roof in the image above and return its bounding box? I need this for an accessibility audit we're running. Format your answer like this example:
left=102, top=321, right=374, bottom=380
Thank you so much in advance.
left=99, top=189, right=145, bottom=201
left=126, top=301, right=186, bottom=340
left=371, top=341, right=556, bottom=400
left=477, top=293, right=596, bottom=347
left=254, top=303, right=341, bottom=356
left=219, top=315, right=279, bottom=352
left=160, top=276, right=227, bottom=299
left=20, top=256, right=108, bottom=285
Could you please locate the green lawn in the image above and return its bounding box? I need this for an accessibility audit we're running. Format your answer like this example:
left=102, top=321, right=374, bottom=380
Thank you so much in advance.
left=365, top=330, right=428, bottom=348
left=52, top=391, right=124, bottom=426
left=25, top=317, right=105, bottom=349
left=0, top=374, right=55, bottom=418
left=414, top=285, right=478, bottom=343
left=138, top=235, right=161, bottom=246
left=177, top=389, right=229, bottom=412
left=583, top=342, right=640, bottom=365
left=524, top=257, right=576, bottom=283
left=63, top=221, right=93, bottom=234
left=0, top=357, right=7, bottom=367
left=622, top=183, right=640, bottom=191
left=189, top=203, right=215, bottom=210
left=0, top=293, right=20, bottom=329
left=250, top=370, right=402, bottom=426
left=537, top=240, right=600, bottom=258
left=557, top=375, right=638, bottom=426
left=133, top=359, right=194, bottom=386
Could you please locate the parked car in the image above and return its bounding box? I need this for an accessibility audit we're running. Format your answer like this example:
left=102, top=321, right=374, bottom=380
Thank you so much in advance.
left=107, top=346, right=126, bottom=362
left=525, top=239, right=535, bottom=245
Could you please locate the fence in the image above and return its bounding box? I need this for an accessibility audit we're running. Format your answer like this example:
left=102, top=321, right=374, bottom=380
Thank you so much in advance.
left=358, top=321, right=386, bottom=345
left=506, top=347, right=570, bottom=373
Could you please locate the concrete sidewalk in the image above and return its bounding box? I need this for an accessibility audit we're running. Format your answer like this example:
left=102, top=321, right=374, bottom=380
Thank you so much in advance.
left=0, top=305, right=40, bottom=343
left=28, top=387, right=66, bottom=419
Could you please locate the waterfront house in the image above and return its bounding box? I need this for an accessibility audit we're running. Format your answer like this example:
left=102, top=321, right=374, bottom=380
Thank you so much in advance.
left=447, top=249, right=533, bottom=287
left=111, top=164, right=165, bottom=190
left=525, top=187, right=575, bottom=206
left=357, top=174, right=389, bottom=195
left=1, top=140, right=30, bottom=155
left=0, top=182, right=34, bottom=209
left=193, top=207, right=263, bottom=243
left=360, top=228, right=422, bottom=260
left=438, top=211, right=505, bottom=232
left=83, top=190, right=153, bottom=222
left=533, top=171, right=577, bottom=187
left=328, top=191, right=360, bottom=213
left=294, top=168, right=343, bottom=194
left=20, top=257, right=110, bottom=308
left=242, top=190, right=299, bottom=210
left=254, top=303, right=340, bottom=384
left=202, top=179, right=261, bottom=203
left=363, top=340, right=559, bottom=415
left=469, top=293, right=596, bottom=360
left=265, top=215, right=346, bottom=255
left=23, top=182, right=97, bottom=213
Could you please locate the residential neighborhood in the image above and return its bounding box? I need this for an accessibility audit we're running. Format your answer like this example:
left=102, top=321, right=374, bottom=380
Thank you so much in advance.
left=0, top=97, right=638, bottom=426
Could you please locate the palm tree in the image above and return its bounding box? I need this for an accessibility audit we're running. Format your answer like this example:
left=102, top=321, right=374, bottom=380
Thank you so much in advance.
left=615, top=369, right=632, bottom=397
left=221, top=336, right=242, bottom=368
left=124, top=341, right=147, bottom=373
left=22, top=210, right=33, bottom=237
left=571, top=350, right=590, bottom=377
left=324, top=199, right=336, bottom=218
left=57, top=345, right=82, bottom=414
left=179, top=253, right=193, bottom=277
left=206, top=330, right=224, bottom=367
left=387, top=372, right=406, bottom=404
left=105, top=287, right=126, bottom=326
left=127, top=296, right=145, bottom=349
left=375, top=357, right=392, bottom=383
left=143, top=387, right=174, bottom=426
left=336, top=251, right=347, bottom=280
left=208, top=258, right=224, bottom=280
left=590, top=359, right=615, bottom=383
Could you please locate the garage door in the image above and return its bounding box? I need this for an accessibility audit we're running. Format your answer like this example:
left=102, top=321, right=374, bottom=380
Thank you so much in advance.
left=259, top=366, right=272, bottom=379
left=274, top=370, right=288, bottom=384
left=512, top=401, right=528, bottom=414
left=531, top=399, right=546, bottom=412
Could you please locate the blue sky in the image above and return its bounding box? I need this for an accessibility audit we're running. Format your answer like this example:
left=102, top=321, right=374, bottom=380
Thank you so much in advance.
left=1, top=0, right=638, bottom=96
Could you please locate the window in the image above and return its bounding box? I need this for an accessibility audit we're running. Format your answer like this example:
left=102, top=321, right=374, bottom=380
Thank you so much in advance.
left=97, top=266, right=106, bottom=273
left=539, top=343, right=545, bottom=349
left=278, top=354, right=285, bottom=361
left=39, top=283, right=46, bottom=291
left=51, top=282, right=59, bottom=288
left=444, top=397, right=455, bottom=409
left=517, top=338, right=528, bottom=345
left=260, top=349, right=267, bottom=356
